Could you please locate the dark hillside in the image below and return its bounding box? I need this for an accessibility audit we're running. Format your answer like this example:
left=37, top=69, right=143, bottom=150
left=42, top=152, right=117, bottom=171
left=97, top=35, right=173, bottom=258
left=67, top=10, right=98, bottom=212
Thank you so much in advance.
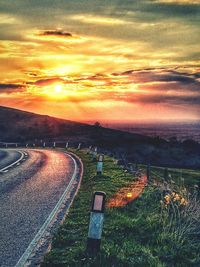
left=0, top=106, right=199, bottom=169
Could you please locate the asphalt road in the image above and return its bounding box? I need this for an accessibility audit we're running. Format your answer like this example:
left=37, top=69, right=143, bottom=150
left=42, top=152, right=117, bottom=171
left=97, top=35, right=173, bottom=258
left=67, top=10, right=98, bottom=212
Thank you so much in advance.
left=0, top=149, right=77, bottom=267
left=0, top=149, right=23, bottom=170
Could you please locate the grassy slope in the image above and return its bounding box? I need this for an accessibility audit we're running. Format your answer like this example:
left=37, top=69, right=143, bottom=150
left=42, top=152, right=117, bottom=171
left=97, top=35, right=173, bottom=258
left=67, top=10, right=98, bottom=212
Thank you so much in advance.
left=42, top=150, right=200, bottom=267
left=139, top=164, right=200, bottom=189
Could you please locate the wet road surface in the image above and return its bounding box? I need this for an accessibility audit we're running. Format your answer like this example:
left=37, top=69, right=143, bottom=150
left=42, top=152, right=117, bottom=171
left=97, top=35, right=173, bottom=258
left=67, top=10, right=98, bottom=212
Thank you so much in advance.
left=0, top=149, right=76, bottom=267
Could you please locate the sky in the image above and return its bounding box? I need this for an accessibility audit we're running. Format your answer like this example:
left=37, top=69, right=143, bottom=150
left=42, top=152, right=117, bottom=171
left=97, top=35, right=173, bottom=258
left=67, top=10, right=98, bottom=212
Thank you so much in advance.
left=0, top=0, right=199, bottom=123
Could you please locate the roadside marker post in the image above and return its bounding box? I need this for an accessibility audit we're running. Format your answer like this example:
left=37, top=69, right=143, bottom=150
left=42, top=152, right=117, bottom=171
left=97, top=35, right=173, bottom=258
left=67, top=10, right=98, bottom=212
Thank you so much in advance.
left=164, top=168, right=169, bottom=182
left=5, top=143, right=8, bottom=148
left=53, top=142, right=56, bottom=148
left=16, top=143, right=18, bottom=148
left=26, top=144, right=28, bottom=148
left=97, top=154, right=104, bottom=175
left=92, top=147, right=97, bottom=161
left=43, top=142, right=46, bottom=148
left=87, top=191, right=106, bottom=256
left=147, top=164, right=150, bottom=181
left=87, top=145, right=92, bottom=154
left=65, top=142, right=69, bottom=149
left=77, top=143, right=81, bottom=151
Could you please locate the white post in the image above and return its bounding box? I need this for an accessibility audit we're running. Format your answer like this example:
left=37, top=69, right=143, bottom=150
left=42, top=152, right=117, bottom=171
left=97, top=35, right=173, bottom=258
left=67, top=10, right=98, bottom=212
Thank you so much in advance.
left=66, top=142, right=69, bottom=149
left=77, top=143, right=81, bottom=150
left=87, top=191, right=106, bottom=255
left=97, top=154, right=104, bottom=175
left=92, top=147, right=97, bottom=160
left=87, top=145, right=92, bottom=154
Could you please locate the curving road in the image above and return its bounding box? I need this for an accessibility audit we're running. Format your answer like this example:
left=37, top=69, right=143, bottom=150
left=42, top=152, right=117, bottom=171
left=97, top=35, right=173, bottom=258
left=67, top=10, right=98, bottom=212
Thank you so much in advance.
left=0, top=149, right=24, bottom=171
left=0, top=149, right=80, bottom=267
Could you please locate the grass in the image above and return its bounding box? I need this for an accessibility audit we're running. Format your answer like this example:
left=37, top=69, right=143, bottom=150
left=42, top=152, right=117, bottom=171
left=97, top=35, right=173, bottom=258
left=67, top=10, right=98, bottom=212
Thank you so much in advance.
left=42, top=149, right=200, bottom=267
left=138, top=164, right=200, bottom=189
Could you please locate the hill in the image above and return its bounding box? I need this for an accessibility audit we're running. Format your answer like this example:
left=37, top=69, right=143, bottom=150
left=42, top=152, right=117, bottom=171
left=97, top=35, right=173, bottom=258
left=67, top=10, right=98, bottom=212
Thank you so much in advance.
left=0, top=106, right=148, bottom=144
left=0, top=106, right=200, bottom=169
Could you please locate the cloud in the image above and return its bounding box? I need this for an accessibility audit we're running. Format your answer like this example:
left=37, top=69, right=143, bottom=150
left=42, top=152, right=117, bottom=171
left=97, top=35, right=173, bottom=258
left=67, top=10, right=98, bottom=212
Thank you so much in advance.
left=65, top=68, right=200, bottom=109
left=153, top=0, right=200, bottom=4
left=40, top=30, right=73, bottom=38
left=127, top=93, right=200, bottom=106
left=118, top=69, right=200, bottom=87
left=0, top=83, right=25, bottom=93
left=32, top=77, right=64, bottom=86
left=0, top=14, right=20, bottom=25
left=69, top=14, right=131, bottom=25
left=145, top=0, right=200, bottom=18
left=0, top=1, right=199, bottom=121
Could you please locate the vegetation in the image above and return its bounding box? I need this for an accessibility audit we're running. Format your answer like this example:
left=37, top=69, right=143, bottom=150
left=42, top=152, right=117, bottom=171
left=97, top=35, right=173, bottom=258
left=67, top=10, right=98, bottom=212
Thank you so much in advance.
left=1, top=106, right=200, bottom=169
left=138, top=164, right=200, bottom=189
left=42, top=150, right=200, bottom=267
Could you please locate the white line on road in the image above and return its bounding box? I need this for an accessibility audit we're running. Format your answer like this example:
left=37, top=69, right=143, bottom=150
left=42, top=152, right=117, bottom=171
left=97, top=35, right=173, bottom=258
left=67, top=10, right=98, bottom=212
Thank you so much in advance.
left=15, top=152, right=79, bottom=267
left=0, top=151, right=25, bottom=172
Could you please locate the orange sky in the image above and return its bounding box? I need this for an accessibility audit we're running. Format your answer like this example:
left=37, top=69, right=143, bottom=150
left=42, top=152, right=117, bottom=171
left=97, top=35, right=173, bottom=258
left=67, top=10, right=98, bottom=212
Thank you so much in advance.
left=0, top=0, right=199, bottom=122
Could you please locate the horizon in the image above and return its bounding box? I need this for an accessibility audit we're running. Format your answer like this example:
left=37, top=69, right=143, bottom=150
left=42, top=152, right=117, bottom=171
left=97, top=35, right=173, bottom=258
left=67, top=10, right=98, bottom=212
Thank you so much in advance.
left=1, top=104, right=199, bottom=126
left=0, top=1, right=199, bottom=122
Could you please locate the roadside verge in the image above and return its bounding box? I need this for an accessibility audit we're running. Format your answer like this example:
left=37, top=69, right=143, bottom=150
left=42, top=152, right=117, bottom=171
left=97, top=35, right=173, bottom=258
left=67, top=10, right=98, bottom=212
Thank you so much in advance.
left=41, top=150, right=200, bottom=267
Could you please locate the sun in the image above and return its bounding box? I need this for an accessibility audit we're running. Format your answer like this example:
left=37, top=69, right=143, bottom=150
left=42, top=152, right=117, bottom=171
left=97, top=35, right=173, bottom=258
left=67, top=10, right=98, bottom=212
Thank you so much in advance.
left=40, top=83, right=69, bottom=99
left=54, top=84, right=63, bottom=93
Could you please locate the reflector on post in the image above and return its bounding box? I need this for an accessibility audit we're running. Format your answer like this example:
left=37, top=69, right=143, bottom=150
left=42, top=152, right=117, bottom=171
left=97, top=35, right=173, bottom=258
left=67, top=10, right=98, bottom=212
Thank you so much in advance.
left=92, top=191, right=106, bottom=212
left=98, top=154, right=104, bottom=162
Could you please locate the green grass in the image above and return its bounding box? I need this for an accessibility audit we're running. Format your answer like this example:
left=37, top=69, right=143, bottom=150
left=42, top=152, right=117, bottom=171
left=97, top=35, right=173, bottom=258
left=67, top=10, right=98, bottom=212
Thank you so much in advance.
left=139, top=164, right=200, bottom=189
left=42, top=150, right=200, bottom=267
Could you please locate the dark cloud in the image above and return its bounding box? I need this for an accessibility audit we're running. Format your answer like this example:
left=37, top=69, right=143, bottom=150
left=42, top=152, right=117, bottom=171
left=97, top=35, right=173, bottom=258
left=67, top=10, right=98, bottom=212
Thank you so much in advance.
left=40, top=30, right=73, bottom=38
left=135, top=94, right=200, bottom=106
left=118, top=69, right=200, bottom=87
left=26, top=77, right=64, bottom=87
left=34, top=77, right=63, bottom=86
left=75, top=68, right=200, bottom=108
left=98, top=90, right=200, bottom=107
left=0, top=83, right=25, bottom=93
left=75, top=68, right=200, bottom=93
left=149, top=1, right=200, bottom=17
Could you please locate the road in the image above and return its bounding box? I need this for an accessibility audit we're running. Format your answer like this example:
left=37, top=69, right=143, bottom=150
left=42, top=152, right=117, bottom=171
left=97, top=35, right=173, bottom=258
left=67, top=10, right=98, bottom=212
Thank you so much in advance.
left=0, top=149, right=24, bottom=171
left=0, top=149, right=79, bottom=267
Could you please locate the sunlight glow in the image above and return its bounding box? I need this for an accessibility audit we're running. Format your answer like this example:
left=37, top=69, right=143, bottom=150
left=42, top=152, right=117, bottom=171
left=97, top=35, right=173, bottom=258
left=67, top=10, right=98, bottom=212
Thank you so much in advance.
left=54, top=84, right=63, bottom=93
left=38, top=84, right=70, bottom=99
